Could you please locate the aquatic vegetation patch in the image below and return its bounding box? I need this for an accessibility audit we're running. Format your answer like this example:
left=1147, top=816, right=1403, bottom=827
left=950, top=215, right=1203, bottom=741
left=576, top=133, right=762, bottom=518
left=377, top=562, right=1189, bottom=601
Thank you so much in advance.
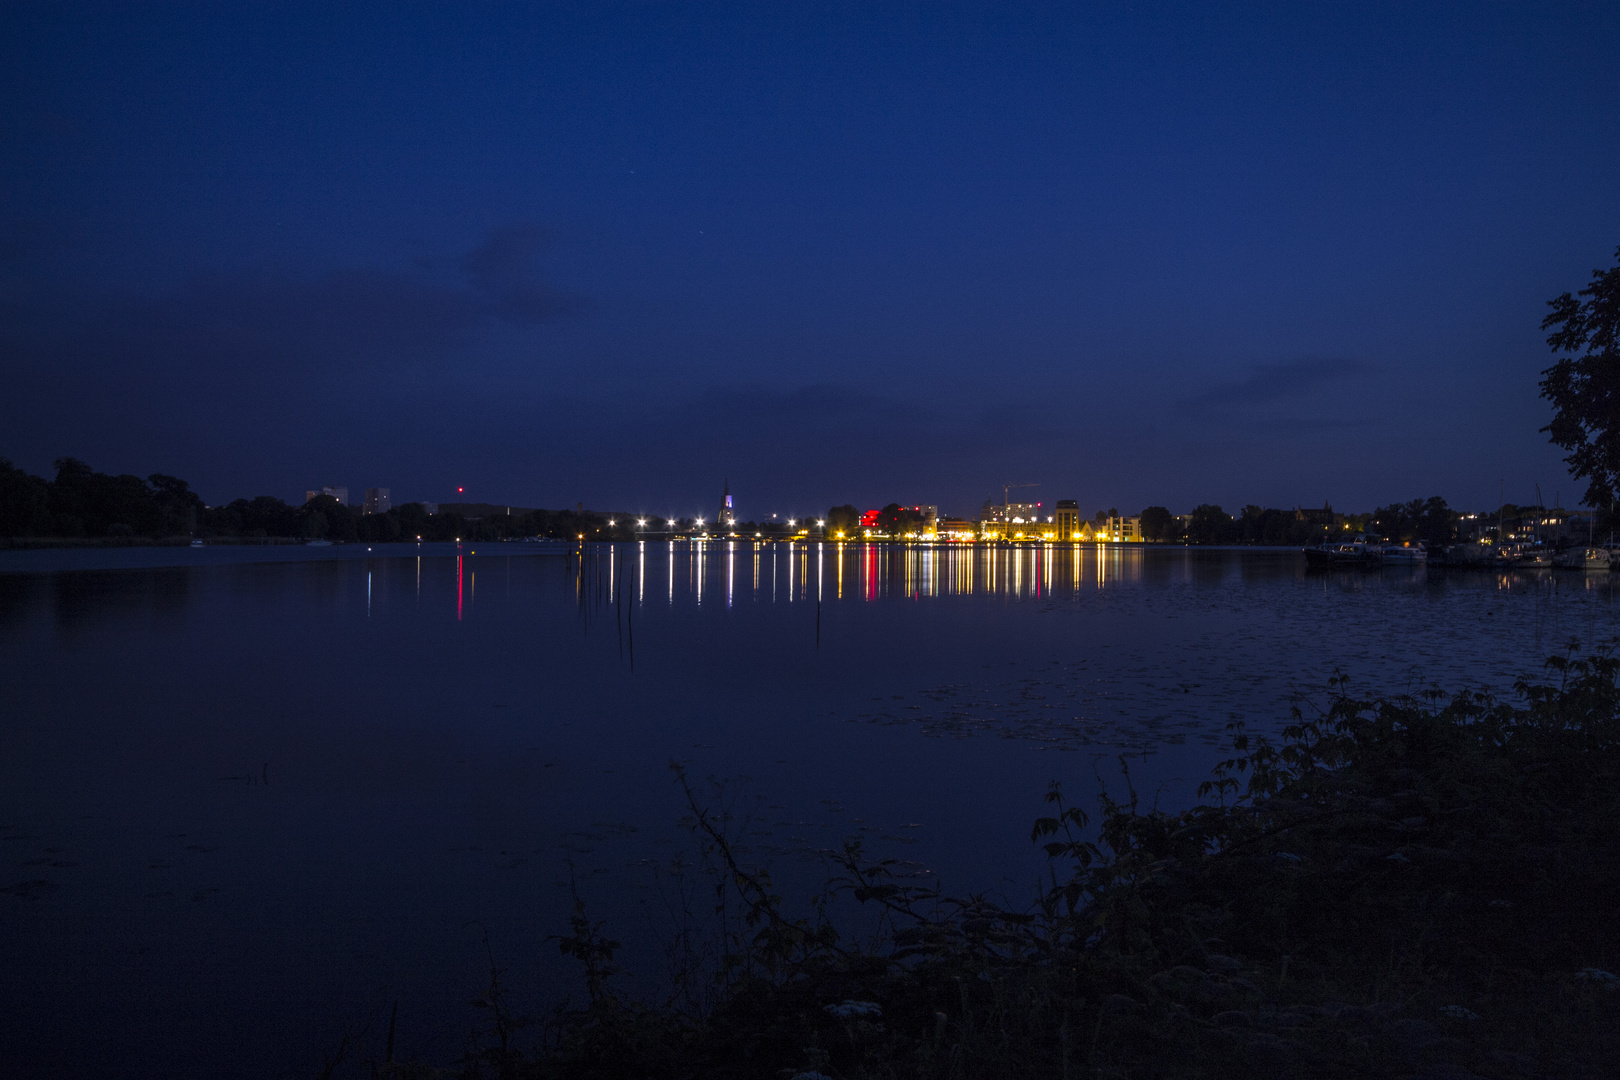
left=380, top=642, right=1620, bottom=1079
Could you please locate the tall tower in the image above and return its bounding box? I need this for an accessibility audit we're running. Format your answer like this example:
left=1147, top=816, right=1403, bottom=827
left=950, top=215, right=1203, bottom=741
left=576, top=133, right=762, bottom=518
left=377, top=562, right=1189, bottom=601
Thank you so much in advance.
left=718, top=479, right=734, bottom=529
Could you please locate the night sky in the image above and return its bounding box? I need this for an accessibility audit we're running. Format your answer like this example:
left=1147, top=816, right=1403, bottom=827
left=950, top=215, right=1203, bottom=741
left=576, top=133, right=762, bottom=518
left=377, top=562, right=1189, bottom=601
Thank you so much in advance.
left=3, top=3, right=1618, bottom=519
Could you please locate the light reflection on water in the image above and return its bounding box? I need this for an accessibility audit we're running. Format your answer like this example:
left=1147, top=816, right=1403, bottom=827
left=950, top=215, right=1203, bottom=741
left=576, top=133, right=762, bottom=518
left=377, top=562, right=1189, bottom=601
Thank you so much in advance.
left=542, top=539, right=1619, bottom=610
left=611, top=540, right=1161, bottom=605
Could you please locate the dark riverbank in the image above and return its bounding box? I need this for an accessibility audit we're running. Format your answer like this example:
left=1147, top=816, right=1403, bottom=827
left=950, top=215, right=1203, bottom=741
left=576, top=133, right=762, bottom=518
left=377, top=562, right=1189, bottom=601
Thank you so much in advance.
left=418, top=646, right=1620, bottom=1080
left=0, top=535, right=305, bottom=550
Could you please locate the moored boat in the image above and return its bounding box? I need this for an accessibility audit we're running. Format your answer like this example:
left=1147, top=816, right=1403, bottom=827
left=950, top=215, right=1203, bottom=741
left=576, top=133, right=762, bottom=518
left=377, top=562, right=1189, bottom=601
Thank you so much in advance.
left=1554, top=546, right=1611, bottom=570
left=1381, top=544, right=1427, bottom=564
left=1514, top=546, right=1554, bottom=568
left=1305, top=540, right=1372, bottom=568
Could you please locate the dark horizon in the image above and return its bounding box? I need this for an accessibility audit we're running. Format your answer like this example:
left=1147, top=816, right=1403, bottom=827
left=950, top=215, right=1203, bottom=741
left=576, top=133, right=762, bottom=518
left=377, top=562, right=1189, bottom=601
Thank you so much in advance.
left=4, top=4, right=1618, bottom=516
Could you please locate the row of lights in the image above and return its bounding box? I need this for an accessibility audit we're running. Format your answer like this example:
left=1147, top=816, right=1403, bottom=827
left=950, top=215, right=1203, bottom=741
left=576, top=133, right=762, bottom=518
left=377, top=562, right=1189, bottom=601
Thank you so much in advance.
left=598, top=518, right=827, bottom=530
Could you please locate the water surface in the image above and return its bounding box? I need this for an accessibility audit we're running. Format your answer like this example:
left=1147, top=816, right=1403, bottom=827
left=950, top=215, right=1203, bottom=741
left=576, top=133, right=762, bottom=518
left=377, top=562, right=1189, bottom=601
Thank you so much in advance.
left=2, top=541, right=1613, bottom=1076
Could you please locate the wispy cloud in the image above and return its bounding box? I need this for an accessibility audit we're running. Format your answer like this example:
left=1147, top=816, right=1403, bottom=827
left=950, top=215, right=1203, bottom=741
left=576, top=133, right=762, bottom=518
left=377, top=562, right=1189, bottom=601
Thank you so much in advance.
left=1180, top=357, right=1373, bottom=413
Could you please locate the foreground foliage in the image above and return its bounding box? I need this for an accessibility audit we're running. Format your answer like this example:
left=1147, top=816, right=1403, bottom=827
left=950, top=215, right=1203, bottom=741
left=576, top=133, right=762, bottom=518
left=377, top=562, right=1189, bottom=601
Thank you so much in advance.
left=403, top=645, right=1620, bottom=1080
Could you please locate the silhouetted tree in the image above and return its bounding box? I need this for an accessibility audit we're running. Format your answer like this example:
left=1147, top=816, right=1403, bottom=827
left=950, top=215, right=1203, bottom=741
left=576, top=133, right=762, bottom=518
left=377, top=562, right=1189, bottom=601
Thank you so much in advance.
left=46, top=458, right=171, bottom=536
left=876, top=503, right=921, bottom=534
left=1369, top=496, right=1457, bottom=546
left=826, top=505, right=860, bottom=537
left=1186, top=504, right=1234, bottom=545
left=1139, top=506, right=1176, bottom=543
left=0, top=459, right=52, bottom=537
left=148, top=473, right=203, bottom=534
left=1541, top=245, right=1620, bottom=507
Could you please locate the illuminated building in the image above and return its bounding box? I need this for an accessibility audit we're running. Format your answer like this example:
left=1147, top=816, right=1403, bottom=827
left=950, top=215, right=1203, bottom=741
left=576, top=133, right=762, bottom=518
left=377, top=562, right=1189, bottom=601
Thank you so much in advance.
left=1055, top=499, right=1082, bottom=539
left=1101, top=515, right=1142, bottom=542
left=362, top=487, right=390, bottom=514
left=980, top=498, right=1038, bottom=524
left=717, top=479, right=735, bottom=529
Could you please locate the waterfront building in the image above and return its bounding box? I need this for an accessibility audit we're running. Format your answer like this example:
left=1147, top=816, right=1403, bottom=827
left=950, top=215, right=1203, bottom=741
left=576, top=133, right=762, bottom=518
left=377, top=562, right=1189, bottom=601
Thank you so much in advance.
left=980, top=499, right=1039, bottom=524
left=1101, top=515, right=1143, bottom=542
left=939, top=517, right=976, bottom=540
left=1294, top=502, right=1342, bottom=534
left=1055, top=500, right=1082, bottom=540
left=362, top=487, right=390, bottom=515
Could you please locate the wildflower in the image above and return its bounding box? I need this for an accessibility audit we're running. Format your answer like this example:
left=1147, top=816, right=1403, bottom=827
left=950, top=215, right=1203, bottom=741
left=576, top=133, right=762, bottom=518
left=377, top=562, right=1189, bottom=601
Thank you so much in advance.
left=824, top=999, right=882, bottom=1018
left=1438, top=1005, right=1479, bottom=1020
left=1385, top=852, right=1410, bottom=863
left=1575, top=968, right=1619, bottom=990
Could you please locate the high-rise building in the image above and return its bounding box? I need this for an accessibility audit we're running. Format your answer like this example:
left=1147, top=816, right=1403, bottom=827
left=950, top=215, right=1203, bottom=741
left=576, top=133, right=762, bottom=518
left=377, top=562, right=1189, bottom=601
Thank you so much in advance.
left=1055, top=500, right=1082, bottom=539
left=981, top=500, right=1039, bottom=524
left=363, top=488, right=391, bottom=515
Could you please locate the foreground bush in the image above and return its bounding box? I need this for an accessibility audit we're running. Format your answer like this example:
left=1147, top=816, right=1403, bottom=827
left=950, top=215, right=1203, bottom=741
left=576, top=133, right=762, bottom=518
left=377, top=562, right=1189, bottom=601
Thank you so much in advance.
left=406, top=643, right=1620, bottom=1080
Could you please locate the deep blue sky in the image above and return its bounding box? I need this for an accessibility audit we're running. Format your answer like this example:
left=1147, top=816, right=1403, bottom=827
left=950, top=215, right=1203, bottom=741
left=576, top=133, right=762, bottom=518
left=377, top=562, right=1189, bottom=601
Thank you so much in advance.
left=3, top=3, right=1617, bottom=518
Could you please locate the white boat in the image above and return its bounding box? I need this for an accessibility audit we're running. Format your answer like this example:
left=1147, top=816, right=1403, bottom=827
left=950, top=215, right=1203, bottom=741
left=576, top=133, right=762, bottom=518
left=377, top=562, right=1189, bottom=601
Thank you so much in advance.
left=189, top=539, right=204, bottom=548
left=305, top=539, right=333, bottom=547
left=1554, top=546, right=1610, bottom=570
left=1381, top=544, right=1427, bottom=564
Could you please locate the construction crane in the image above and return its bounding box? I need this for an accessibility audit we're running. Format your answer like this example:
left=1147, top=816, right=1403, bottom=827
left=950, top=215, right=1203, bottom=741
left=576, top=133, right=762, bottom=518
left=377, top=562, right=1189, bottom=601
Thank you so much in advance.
left=1001, top=482, right=1040, bottom=511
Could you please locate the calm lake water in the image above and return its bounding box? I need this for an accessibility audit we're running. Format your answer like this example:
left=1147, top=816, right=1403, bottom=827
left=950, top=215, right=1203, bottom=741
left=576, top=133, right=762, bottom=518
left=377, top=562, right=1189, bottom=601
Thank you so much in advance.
left=3, top=541, right=1616, bottom=1077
